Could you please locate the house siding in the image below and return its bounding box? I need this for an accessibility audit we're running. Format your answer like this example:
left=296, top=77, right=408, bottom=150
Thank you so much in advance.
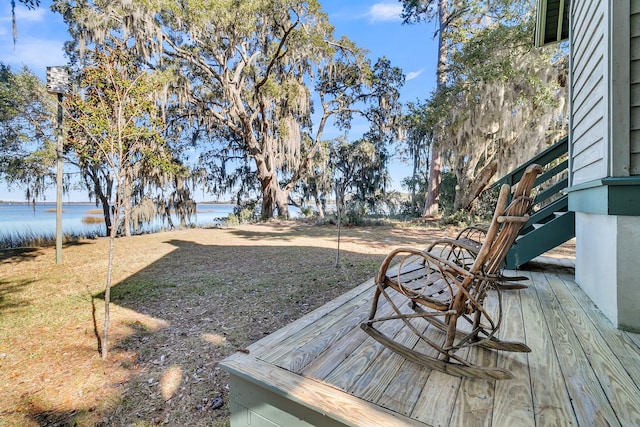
left=570, top=0, right=608, bottom=184
left=631, top=1, right=640, bottom=174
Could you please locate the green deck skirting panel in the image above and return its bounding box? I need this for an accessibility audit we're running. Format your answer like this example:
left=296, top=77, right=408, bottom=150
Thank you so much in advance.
left=228, top=375, right=348, bottom=427
left=566, top=177, right=640, bottom=216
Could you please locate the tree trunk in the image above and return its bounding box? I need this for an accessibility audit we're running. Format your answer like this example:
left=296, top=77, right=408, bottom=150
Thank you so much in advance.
left=258, top=173, right=290, bottom=220
left=410, top=146, right=419, bottom=214
left=423, top=146, right=442, bottom=216
left=100, top=197, right=112, bottom=236
left=255, top=154, right=290, bottom=220
left=164, top=201, right=175, bottom=229
left=423, top=0, right=450, bottom=218
left=84, top=165, right=113, bottom=235
left=274, top=185, right=290, bottom=218
left=103, top=216, right=117, bottom=361
left=122, top=178, right=132, bottom=237
left=314, top=195, right=325, bottom=218
left=454, top=160, right=498, bottom=211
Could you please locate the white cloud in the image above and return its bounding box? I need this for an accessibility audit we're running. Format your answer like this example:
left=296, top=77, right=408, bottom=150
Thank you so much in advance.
left=367, top=3, right=403, bottom=23
left=14, top=6, right=47, bottom=22
left=406, top=69, right=424, bottom=81
left=2, top=37, right=67, bottom=74
left=0, top=5, right=55, bottom=57
left=0, top=4, right=47, bottom=27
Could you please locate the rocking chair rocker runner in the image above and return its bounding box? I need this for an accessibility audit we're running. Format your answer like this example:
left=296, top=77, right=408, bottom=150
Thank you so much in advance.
left=361, top=164, right=543, bottom=380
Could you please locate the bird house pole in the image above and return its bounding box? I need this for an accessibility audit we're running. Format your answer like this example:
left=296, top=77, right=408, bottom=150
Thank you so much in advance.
left=46, top=66, right=70, bottom=265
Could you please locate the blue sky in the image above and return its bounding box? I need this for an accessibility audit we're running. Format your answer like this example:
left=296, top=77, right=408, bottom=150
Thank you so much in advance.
left=0, top=0, right=438, bottom=202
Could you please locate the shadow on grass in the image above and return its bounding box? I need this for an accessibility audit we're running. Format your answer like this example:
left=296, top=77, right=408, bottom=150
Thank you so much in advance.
left=0, top=278, right=35, bottom=313
left=0, top=247, right=43, bottom=264
left=0, top=240, right=95, bottom=264
left=90, top=235, right=390, bottom=425
left=25, top=407, right=97, bottom=427
left=91, top=295, right=103, bottom=355
left=98, top=239, right=384, bottom=312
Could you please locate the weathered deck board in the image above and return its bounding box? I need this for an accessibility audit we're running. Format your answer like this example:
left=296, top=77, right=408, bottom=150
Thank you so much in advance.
left=262, top=262, right=425, bottom=366
left=519, top=270, right=578, bottom=426
left=448, top=357, right=496, bottom=426
left=349, top=321, right=430, bottom=402
left=448, top=293, right=499, bottom=427
left=300, top=326, right=369, bottom=380
left=559, top=272, right=640, bottom=386
left=263, top=296, right=371, bottom=368
left=544, top=272, right=640, bottom=426
left=492, top=286, right=535, bottom=427
left=220, top=256, right=640, bottom=427
left=375, top=342, right=431, bottom=417
left=533, top=269, right=620, bottom=426
left=322, top=309, right=414, bottom=391
left=409, top=328, right=469, bottom=426
left=410, top=369, right=460, bottom=426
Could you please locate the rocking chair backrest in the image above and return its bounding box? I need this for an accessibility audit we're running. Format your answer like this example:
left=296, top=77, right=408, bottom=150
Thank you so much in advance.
left=469, top=164, right=543, bottom=275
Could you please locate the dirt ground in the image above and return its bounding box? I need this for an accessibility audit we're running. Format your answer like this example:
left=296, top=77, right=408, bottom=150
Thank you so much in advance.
left=2, top=220, right=483, bottom=426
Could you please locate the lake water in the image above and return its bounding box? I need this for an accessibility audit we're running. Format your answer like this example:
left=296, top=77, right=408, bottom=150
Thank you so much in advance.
left=0, top=202, right=237, bottom=239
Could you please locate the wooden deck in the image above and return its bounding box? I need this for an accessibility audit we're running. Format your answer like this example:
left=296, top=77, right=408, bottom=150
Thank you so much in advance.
left=220, top=256, right=640, bottom=427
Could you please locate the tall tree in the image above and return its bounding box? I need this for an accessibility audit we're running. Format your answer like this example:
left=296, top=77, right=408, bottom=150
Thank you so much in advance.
left=399, top=100, right=432, bottom=214
left=0, top=63, right=55, bottom=202
left=329, top=137, right=390, bottom=217
left=64, top=44, right=176, bottom=359
left=400, top=0, right=463, bottom=217
left=442, top=19, right=568, bottom=210
left=402, top=0, right=567, bottom=212
left=53, top=0, right=403, bottom=220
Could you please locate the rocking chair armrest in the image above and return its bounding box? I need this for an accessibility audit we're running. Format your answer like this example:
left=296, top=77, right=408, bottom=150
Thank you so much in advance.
left=426, top=238, right=481, bottom=255
left=376, top=247, right=473, bottom=287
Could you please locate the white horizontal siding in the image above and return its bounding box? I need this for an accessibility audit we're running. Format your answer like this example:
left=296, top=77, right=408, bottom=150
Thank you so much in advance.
left=571, top=0, right=608, bottom=184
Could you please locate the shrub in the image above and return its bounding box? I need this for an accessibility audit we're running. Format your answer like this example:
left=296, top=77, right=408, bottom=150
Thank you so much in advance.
left=0, top=230, right=98, bottom=250
left=441, top=209, right=475, bottom=227
left=224, top=200, right=259, bottom=225
left=300, top=206, right=314, bottom=218
left=81, top=215, right=104, bottom=224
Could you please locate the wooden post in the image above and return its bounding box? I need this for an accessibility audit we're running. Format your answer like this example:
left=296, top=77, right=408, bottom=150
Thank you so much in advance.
left=55, top=93, right=63, bottom=264
left=46, top=66, right=70, bottom=265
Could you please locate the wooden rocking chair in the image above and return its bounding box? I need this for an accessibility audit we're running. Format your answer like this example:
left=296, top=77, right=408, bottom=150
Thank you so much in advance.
left=361, top=164, right=543, bottom=380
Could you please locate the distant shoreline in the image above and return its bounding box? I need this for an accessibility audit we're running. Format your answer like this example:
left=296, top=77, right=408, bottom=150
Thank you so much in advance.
left=0, top=200, right=235, bottom=205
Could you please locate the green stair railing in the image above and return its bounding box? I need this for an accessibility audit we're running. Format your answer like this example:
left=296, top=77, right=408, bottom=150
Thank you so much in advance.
left=492, top=136, right=575, bottom=268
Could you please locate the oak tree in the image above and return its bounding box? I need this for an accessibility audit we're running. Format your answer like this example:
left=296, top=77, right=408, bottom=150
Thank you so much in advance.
left=53, top=0, right=403, bottom=219
left=400, top=0, right=567, bottom=212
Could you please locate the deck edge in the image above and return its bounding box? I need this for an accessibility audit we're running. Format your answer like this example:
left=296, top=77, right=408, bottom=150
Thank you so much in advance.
left=220, top=354, right=430, bottom=427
